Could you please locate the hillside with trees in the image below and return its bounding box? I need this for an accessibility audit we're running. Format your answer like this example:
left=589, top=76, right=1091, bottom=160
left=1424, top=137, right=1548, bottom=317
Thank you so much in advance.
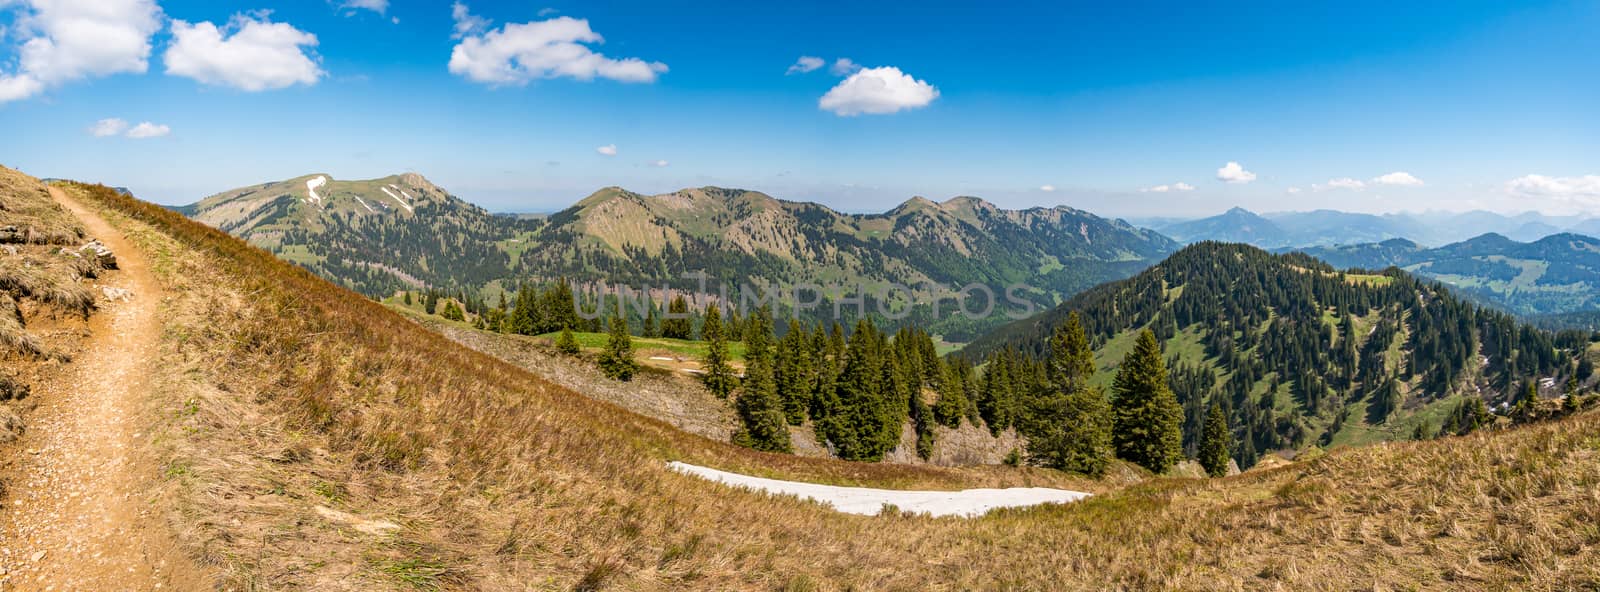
left=963, top=242, right=1597, bottom=469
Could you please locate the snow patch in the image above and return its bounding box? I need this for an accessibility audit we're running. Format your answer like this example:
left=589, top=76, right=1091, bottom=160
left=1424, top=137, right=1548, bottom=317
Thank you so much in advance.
left=353, top=195, right=376, bottom=213
left=666, top=461, right=1091, bottom=517
left=305, top=175, right=328, bottom=208
left=379, top=186, right=414, bottom=213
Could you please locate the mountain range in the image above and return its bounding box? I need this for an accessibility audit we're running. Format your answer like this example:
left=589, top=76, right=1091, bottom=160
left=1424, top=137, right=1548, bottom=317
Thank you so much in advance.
left=183, top=173, right=1179, bottom=341
left=1293, top=233, right=1600, bottom=316
left=1147, top=207, right=1599, bottom=249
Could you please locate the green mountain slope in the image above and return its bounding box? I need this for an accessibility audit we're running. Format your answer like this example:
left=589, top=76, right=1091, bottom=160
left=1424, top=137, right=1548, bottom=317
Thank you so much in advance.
left=963, top=242, right=1590, bottom=465
left=1295, top=232, right=1600, bottom=316
left=188, top=178, right=1178, bottom=340
left=186, top=172, right=540, bottom=295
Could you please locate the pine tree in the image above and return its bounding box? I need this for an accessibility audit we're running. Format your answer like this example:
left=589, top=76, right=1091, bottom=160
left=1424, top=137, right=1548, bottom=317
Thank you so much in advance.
left=1023, top=313, right=1113, bottom=476
left=1514, top=380, right=1539, bottom=421
left=775, top=319, right=814, bottom=425
left=932, top=359, right=968, bottom=428
left=403, top=291, right=412, bottom=306
left=699, top=304, right=737, bottom=399
left=732, top=310, right=791, bottom=452
left=1579, top=355, right=1595, bottom=382
left=643, top=303, right=660, bottom=338
left=1564, top=376, right=1581, bottom=414
left=1411, top=421, right=1433, bottom=440
left=1198, top=402, right=1231, bottom=477
left=1111, top=329, right=1184, bottom=474
left=661, top=294, right=692, bottom=339
left=556, top=325, right=581, bottom=355
left=598, top=313, right=638, bottom=381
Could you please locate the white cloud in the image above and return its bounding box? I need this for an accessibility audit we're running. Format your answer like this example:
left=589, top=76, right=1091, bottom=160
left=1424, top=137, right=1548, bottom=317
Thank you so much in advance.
left=650, top=159, right=668, bottom=167
left=340, top=0, right=387, bottom=14
left=537, top=7, right=559, bottom=17
left=1214, top=162, right=1256, bottom=184
left=1505, top=174, right=1600, bottom=204
left=1142, top=182, right=1195, bottom=193
left=450, top=2, right=489, bottom=39
left=0, top=0, right=163, bottom=103
left=1319, top=177, right=1366, bottom=191
left=818, top=66, right=938, bottom=116
left=596, top=144, right=617, bottom=156
left=448, top=14, right=667, bottom=85
left=1372, top=171, right=1424, bottom=186
left=1039, top=185, right=1056, bottom=192
left=124, top=121, right=169, bottom=138
left=88, top=118, right=128, bottom=137
left=165, top=14, right=324, bottom=91
left=829, top=58, right=861, bottom=76
left=1286, top=186, right=1303, bottom=194
left=786, top=56, right=823, bottom=75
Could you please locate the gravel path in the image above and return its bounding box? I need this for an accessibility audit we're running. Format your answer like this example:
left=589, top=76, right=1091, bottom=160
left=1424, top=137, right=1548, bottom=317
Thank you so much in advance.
left=668, top=461, right=1092, bottom=517
left=0, top=187, right=197, bottom=590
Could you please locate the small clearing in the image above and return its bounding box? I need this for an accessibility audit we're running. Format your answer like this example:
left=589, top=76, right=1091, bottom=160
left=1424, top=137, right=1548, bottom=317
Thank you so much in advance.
left=667, top=461, right=1091, bottom=517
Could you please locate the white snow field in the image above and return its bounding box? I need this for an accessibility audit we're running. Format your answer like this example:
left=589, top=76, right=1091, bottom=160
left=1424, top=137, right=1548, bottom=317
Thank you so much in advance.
left=305, top=175, right=328, bottom=207
left=667, top=461, right=1091, bottom=517
left=380, top=185, right=415, bottom=213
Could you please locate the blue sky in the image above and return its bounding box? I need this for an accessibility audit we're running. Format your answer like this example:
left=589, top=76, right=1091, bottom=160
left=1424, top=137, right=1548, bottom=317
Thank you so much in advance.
left=2, top=0, right=1597, bottom=216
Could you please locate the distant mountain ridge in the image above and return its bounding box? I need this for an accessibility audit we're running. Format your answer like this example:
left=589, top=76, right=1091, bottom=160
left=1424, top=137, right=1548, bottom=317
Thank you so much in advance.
left=185, top=175, right=1178, bottom=340
left=1152, top=207, right=1598, bottom=249
left=1294, top=232, right=1600, bottom=316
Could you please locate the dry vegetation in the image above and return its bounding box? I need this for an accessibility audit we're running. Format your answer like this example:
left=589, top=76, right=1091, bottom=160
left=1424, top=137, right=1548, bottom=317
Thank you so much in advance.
left=57, top=179, right=1600, bottom=590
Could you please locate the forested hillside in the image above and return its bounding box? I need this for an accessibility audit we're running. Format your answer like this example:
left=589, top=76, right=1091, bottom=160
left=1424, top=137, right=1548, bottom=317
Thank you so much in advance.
left=187, top=178, right=1177, bottom=341
left=963, top=242, right=1595, bottom=467
left=186, top=173, right=542, bottom=295
left=1294, top=232, right=1600, bottom=316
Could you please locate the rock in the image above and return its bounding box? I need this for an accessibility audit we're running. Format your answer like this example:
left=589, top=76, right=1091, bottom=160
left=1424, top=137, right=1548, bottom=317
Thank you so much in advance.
left=78, top=239, right=116, bottom=270
left=100, top=286, right=133, bottom=303
left=28, top=550, right=44, bottom=563
left=0, top=406, right=22, bottom=444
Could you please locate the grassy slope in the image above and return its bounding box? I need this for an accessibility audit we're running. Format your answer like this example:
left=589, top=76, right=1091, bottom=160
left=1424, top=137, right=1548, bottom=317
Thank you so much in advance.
left=65, top=180, right=1600, bottom=590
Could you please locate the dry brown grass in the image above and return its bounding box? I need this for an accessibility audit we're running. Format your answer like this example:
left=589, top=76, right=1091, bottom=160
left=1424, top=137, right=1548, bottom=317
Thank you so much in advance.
left=64, top=178, right=1600, bottom=591
left=0, top=165, right=84, bottom=246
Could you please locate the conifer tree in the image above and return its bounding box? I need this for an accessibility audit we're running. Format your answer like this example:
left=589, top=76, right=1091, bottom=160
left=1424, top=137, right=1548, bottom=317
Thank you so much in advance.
left=556, top=325, right=581, bottom=355
left=1564, top=376, right=1581, bottom=414
left=733, top=310, right=792, bottom=452
left=1023, top=313, right=1113, bottom=476
left=1198, top=402, right=1232, bottom=477
left=932, top=359, right=968, bottom=428
left=598, top=313, right=638, bottom=381
left=643, top=303, right=660, bottom=338
left=403, top=291, right=412, bottom=306
left=1111, top=329, right=1184, bottom=474
left=662, top=294, right=692, bottom=339
left=775, top=319, right=814, bottom=425
left=699, top=304, right=737, bottom=399
left=1579, top=355, right=1594, bottom=382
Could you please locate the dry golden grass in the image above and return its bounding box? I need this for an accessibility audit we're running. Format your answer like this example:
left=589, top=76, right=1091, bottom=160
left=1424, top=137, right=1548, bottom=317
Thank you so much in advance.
left=63, top=179, right=1600, bottom=591
left=0, top=165, right=84, bottom=246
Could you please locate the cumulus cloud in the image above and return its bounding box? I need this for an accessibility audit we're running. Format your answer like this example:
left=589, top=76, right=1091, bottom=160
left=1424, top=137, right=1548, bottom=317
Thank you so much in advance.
left=596, top=144, right=617, bottom=156
left=1505, top=174, right=1600, bottom=204
left=818, top=66, right=938, bottom=116
left=1215, top=162, right=1256, bottom=184
left=1319, top=177, right=1366, bottom=191
left=340, top=0, right=387, bottom=14
left=829, top=58, right=861, bottom=76
left=1372, top=171, right=1424, bottom=186
left=0, top=0, right=163, bottom=103
left=88, top=118, right=129, bottom=137
left=450, top=2, right=490, bottom=39
left=1143, top=182, right=1195, bottom=193
left=125, top=121, right=170, bottom=138
left=786, top=56, right=823, bottom=75
left=448, top=12, right=667, bottom=85
left=164, top=14, right=324, bottom=91
left=650, top=159, right=669, bottom=167
left=1039, top=185, right=1056, bottom=192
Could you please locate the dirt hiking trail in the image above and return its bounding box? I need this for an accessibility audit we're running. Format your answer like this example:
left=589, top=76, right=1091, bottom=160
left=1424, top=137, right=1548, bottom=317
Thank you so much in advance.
left=0, top=187, right=201, bottom=590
